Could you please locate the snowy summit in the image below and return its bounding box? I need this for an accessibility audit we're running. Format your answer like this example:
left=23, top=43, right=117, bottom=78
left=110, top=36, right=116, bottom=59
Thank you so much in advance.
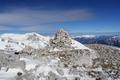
left=0, top=29, right=89, bottom=52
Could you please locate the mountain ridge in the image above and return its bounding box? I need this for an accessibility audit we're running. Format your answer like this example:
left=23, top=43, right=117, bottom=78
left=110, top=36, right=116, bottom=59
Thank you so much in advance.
left=0, top=30, right=90, bottom=52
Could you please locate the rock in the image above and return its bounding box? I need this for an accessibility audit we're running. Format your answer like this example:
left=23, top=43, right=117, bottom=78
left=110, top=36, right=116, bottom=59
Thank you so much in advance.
left=48, top=71, right=59, bottom=80
left=74, top=77, right=80, bottom=80
left=27, top=33, right=40, bottom=41
left=56, top=68, right=64, bottom=75
left=50, top=29, right=72, bottom=50
left=17, top=72, right=23, bottom=76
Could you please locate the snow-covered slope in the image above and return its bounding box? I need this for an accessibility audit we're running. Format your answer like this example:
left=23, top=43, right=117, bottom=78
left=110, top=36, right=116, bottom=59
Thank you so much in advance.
left=1, top=32, right=50, bottom=42
left=71, top=39, right=89, bottom=49
left=0, top=41, right=24, bottom=51
left=0, top=68, right=23, bottom=80
left=0, top=32, right=50, bottom=51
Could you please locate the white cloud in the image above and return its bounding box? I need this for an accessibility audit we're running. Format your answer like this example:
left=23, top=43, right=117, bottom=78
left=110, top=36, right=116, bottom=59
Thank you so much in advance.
left=0, top=8, right=93, bottom=26
left=19, top=25, right=59, bottom=32
left=0, top=8, right=94, bottom=32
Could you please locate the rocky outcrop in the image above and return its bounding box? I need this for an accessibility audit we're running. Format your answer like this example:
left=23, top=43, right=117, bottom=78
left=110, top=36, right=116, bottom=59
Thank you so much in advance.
left=50, top=29, right=72, bottom=50
left=43, top=29, right=97, bottom=67
left=86, top=44, right=120, bottom=79
left=27, top=33, right=40, bottom=41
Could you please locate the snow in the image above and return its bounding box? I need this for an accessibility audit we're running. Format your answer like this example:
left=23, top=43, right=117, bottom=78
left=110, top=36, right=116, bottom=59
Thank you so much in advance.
left=24, top=41, right=47, bottom=49
left=1, top=33, right=27, bottom=41
left=50, top=39, right=90, bottom=52
left=0, top=32, right=119, bottom=80
left=76, top=35, right=96, bottom=38
left=36, top=66, right=59, bottom=76
left=0, top=41, right=24, bottom=51
left=20, top=57, right=40, bottom=71
left=0, top=32, right=50, bottom=42
left=20, top=57, right=61, bottom=78
left=0, top=32, right=90, bottom=51
left=0, top=68, right=23, bottom=80
left=0, top=32, right=50, bottom=51
left=71, top=39, right=90, bottom=49
left=0, top=42, right=7, bottom=50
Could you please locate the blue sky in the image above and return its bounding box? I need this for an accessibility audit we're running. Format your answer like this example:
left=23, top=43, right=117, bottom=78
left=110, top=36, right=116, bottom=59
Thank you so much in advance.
left=0, top=0, right=120, bottom=33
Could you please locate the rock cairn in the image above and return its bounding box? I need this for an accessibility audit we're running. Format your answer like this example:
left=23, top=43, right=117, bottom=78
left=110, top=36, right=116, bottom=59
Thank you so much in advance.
left=50, top=29, right=72, bottom=50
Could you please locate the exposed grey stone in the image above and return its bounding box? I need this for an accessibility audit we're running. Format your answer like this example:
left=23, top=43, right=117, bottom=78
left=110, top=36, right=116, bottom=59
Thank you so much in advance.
left=48, top=71, right=59, bottom=80
left=56, top=68, right=64, bottom=75
left=50, top=29, right=72, bottom=50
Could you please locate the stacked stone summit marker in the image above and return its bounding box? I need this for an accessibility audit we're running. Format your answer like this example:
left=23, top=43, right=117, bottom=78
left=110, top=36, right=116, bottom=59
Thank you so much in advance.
left=50, top=29, right=72, bottom=50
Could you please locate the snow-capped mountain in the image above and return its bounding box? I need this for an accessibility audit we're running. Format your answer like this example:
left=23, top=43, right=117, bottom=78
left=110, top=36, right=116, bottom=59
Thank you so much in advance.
left=75, top=35, right=120, bottom=48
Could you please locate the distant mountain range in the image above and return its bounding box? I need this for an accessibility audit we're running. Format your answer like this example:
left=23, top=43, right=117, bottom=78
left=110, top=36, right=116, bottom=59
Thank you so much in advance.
left=74, top=34, right=120, bottom=47
left=70, top=32, right=120, bottom=37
